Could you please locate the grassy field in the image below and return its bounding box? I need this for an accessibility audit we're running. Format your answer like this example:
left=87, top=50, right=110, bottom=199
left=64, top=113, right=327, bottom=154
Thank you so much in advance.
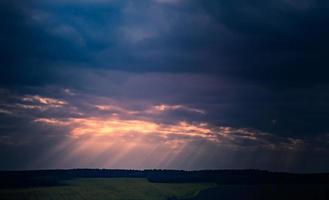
left=185, top=184, right=329, bottom=200
left=0, top=178, right=215, bottom=200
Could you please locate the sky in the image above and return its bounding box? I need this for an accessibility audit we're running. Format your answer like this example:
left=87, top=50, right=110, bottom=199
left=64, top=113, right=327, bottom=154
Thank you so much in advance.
left=0, top=0, right=329, bottom=172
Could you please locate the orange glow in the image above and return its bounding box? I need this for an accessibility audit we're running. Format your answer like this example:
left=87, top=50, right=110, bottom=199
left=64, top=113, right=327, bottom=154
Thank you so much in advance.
left=33, top=116, right=219, bottom=168
left=69, top=118, right=159, bottom=137
left=34, top=117, right=217, bottom=142
left=32, top=115, right=304, bottom=168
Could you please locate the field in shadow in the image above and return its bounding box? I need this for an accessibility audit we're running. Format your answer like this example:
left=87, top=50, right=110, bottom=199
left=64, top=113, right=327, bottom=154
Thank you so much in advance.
left=0, top=169, right=328, bottom=200
left=0, top=178, right=214, bottom=200
left=183, top=184, right=329, bottom=200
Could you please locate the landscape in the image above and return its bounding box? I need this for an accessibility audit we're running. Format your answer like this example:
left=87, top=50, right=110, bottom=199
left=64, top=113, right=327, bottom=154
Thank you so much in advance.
left=1, top=0, right=329, bottom=199
left=0, top=169, right=328, bottom=200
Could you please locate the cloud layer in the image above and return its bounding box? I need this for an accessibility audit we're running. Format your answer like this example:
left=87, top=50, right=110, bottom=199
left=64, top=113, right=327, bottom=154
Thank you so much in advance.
left=0, top=0, right=329, bottom=172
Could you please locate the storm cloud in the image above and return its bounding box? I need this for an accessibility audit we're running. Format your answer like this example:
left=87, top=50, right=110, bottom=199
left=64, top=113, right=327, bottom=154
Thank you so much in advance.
left=0, top=0, right=329, bottom=172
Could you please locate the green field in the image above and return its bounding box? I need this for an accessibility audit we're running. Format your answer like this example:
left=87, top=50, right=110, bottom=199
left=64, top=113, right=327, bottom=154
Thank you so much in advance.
left=0, top=178, right=215, bottom=200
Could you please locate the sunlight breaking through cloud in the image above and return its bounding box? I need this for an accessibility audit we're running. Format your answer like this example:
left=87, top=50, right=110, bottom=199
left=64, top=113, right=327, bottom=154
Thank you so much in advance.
left=0, top=88, right=313, bottom=170
left=32, top=114, right=306, bottom=169
left=34, top=115, right=305, bottom=153
left=34, top=117, right=216, bottom=142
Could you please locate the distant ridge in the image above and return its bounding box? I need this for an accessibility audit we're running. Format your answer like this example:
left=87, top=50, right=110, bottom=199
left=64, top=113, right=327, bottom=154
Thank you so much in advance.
left=0, top=169, right=328, bottom=188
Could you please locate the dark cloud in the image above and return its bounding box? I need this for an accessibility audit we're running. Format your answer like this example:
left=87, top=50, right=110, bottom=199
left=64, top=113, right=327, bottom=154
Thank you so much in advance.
left=0, top=0, right=329, bottom=171
left=200, top=0, right=329, bottom=85
left=2, top=0, right=329, bottom=79
left=0, top=0, right=93, bottom=85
